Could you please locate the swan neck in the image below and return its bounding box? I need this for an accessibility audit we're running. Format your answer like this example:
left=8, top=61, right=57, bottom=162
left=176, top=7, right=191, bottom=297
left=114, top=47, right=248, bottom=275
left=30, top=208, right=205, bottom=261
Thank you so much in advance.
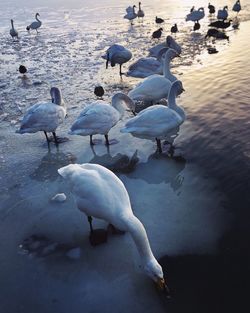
left=168, top=87, right=185, bottom=121
left=127, top=215, right=155, bottom=264
left=50, top=88, right=63, bottom=106
left=111, top=93, right=135, bottom=116
left=139, top=3, right=141, bottom=10
left=36, top=14, right=40, bottom=22
left=11, top=20, right=14, bottom=28
left=163, top=53, right=171, bottom=78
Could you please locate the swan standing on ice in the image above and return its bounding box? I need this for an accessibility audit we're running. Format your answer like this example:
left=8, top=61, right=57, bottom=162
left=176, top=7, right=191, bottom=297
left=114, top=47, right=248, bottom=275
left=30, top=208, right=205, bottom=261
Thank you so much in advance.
left=121, top=80, right=185, bottom=153
left=137, top=2, right=145, bottom=21
left=69, top=93, right=135, bottom=146
left=128, top=49, right=182, bottom=104
left=124, top=5, right=137, bottom=25
left=148, top=35, right=182, bottom=58
left=232, top=1, right=241, bottom=14
left=103, top=44, right=132, bottom=78
left=10, top=19, right=18, bottom=39
left=58, top=163, right=169, bottom=293
left=186, top=7, right=205, bottom=22
left=16, top=87, right=67, bottom=144
left=26, top=13, right=42, bottom=33
left=217, top=6, right=228, bottom=20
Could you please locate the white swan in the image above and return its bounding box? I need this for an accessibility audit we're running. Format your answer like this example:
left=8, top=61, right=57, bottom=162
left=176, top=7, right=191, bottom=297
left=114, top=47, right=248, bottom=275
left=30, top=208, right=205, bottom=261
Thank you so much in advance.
left=217, top=6, right=228, bottom=20
left=124, top=5, right=137, bottom=25
left=232, top=1, right=241, bottom=13
left=69, top=93, right=135, bottom=145
left=137, top=2, right=145, bottom=20
left=186, top=7, right=205, bottom=22
left=10, top=19, right=18, bottom=39
left=103, top=44, right=132, bottom=77
left=127, top=48, right=167, bottom=78
left=16, top=87, right=67, bottom=144
left=58, top=163, right=168, bottom=292
left=148, top=35, right=182, bottom=58
left=121, top=80, right=186, bottom=153
left=26, top=13, right=42, bottom=32
left=128, top=49, right=182, bottom=104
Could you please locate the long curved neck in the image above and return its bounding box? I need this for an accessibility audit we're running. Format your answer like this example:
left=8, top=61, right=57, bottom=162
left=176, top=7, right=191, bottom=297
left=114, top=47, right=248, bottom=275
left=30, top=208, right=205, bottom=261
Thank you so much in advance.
left=126, top=215, right=155, bottom=264
left=163, top=52, right=172, bottom=79
left=133, top=6, right=135, bottom=14
left=36, top=14, right=40, bottom=22
left=168, top=87, right=185, bottom=121
left=11, top=20, right=14, bottom=29
left=139, top=3, right=141, bottom=10
left=111, top=93, right=135, bottom=116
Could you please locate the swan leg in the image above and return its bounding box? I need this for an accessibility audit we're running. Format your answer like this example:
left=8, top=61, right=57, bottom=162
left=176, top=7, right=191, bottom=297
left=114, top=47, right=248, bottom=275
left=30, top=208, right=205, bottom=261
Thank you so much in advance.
left=104, top=134, right=110, bottom=146
left=52, top=132, right=58, bottom=144
left=90, top=135, right=94, bottom=146
left=44, top=131, right=50, bottom=143
left=119, top=64, right=125, bottom=77
left=87, top=216, right=108, bottom=246
left=88, top=216, right=94, bottom=233
left=156, top=138, right=162, bottom=153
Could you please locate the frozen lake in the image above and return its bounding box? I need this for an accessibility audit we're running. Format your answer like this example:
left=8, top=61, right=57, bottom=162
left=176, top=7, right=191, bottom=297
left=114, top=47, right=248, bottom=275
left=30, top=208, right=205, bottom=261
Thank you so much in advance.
left=0, top=1, right=250, bottom=312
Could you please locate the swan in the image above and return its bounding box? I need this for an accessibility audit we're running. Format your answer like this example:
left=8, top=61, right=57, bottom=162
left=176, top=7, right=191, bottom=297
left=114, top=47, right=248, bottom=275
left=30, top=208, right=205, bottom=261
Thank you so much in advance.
left=127, top=48, right=167, bottom=78
left=186, top=7, right=205, bottom=22
left=124, top=5, right=137, bottom=25
left=121, top=80, right=185, bottom=153
left=232, top=1, right=241, bottom=13
left=208, top=3, right=216, bottom=14
left=26, top=13, right=42, bottom=32
left=148, top=35, right=182, bottom=58
left=69, top=93, right=135, bottom=146
left=217, top=6, right=228, bottom=20
left=16, top=87, right=67, bottom=144
left=137, top=2, right=145, bottom=20
left=58, top=163, right=169, bottom=293
left=128, top=49, right=182, bottom=104
left=10, top=19, right=18, bottom=39
left=103, top=44, right=132, bottom=77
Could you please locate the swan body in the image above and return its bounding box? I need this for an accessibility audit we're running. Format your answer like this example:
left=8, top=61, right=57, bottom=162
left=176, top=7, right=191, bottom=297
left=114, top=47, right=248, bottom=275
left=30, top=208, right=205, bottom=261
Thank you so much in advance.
left=124, top=5, right=137, bottom=24
left=232, top=1, right=241, bottom=13
left=69, top=93, right=135, bottom=145
left=27, top=13, right=42, bottom=32
left=16, top=87, right=66, bottom=143
left=148, top=35, right=182, bottom=58
left=137, top=2, right=145, bottom=19
left=121, top=80, right=185, bottom=152
left=10, top=19, right=18, bottom=39
left=217, top=6, right=228, bottom=20
left=128, top=49, right=181, bottom=104
left=127, top=55, right=165, bottom=78
left=103, top=44, right=132, bottom=77
left=186, top=7, right=205, bottom=22
left=58, top=163, right=167, bottom=289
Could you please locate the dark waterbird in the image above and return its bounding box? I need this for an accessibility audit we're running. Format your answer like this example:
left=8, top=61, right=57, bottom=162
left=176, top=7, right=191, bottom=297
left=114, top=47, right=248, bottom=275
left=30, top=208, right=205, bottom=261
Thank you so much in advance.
left=171, top=24, right=178, bottom=33
left=208, top=3, right=215, bottom=14
left=190, top=6, right=195, bottom=13
left=193, top=21, right=200, bottom=31
left=209, top=20, right=232, bottom=29
left=19, top=65, right=27, bottom=75
left=152, top=28, right=163, bottom=39
left=155, top=16, right=164, bottom=24
left=205, top=28, right=229, bottom=40
left=94, top=85, right=104, bottom=99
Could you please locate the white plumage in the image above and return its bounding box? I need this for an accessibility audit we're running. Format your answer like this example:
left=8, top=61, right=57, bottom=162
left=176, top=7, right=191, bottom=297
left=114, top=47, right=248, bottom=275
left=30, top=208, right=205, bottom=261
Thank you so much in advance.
left=148, top=35, right=182, bottom=58
left=124, top=5, right=137, bottom=24
left=10, top=19, right=18, bottom=39
left=137, top=2, right=145, bottom=19
left=232, top=1, right=241, bottom=13
left=27, top=13, right=42, bottom=32
left=186, top=7, right=205, bottom=22
left=217, top=6, right=228, bottom=20
left=58, top=163, right=168, bottom=291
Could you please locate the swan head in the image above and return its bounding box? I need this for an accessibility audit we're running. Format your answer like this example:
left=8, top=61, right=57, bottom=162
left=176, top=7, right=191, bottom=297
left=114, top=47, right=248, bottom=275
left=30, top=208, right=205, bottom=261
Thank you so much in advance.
left=171, top=80, right=185, bottom=95
left=165, top=48, right=180, bottom=60
left=11, top=19, right=14, bottom=23
left=224, top=6, right=228, bottom=10
left=111, top=93, right=135, bottom=116
left=50, top=87, right=64, bottom=106
left=36, top=13, right=40, bottom=17
left=144, top=259, right=169, bottom=293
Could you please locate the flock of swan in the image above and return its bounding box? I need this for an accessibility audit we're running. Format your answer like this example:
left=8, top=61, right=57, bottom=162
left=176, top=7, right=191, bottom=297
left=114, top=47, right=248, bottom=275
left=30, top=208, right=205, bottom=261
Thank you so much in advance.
left=11, top=0, right=242, bottom=294
left=10, top=12, right=42, bottom=39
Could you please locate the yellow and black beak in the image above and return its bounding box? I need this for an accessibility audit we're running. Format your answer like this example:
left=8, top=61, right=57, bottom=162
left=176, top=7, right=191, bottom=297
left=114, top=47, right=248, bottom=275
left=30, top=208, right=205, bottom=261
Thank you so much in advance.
left=156, top=278, right=171, bottom=298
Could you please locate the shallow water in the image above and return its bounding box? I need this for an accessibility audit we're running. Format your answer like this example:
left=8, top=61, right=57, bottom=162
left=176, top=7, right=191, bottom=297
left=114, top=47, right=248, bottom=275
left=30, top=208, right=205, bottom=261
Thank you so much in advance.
left=0, top=1, right=250, bottom=313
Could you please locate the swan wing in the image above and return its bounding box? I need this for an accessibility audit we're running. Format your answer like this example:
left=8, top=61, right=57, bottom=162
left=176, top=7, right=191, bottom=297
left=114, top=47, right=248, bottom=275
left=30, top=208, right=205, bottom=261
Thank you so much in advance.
left=127, top=58, right=163, bottom=78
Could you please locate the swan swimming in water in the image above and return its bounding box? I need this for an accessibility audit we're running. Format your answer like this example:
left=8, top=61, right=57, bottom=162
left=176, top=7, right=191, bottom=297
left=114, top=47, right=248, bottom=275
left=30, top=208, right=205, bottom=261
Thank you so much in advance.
left=217, top=6, right=228, bottom=20
left=148, top=35, right=182, bottom=58
left=69, top=93, right=135, bottom=146
left=16, top=87, right=67, bottom=144
left=121, top=80, right=186, bottom=153
left=10, top=19, right=18, bottom=39
left=124, top=5, right=137, bottom=25
left=26, top=13, right=42, bottom=32
left=128, top=49, right=182, bottom=104
left=103, top=44, right=132, bottom=77
left=58, top=163, right=169, bottom=293
left=186, top=7, right=205, bottom=22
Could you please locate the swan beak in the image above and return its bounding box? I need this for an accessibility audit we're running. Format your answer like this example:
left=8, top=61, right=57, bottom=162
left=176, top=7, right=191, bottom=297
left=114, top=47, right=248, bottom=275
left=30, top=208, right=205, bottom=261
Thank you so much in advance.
left=156, top=278, right=171, bottom=297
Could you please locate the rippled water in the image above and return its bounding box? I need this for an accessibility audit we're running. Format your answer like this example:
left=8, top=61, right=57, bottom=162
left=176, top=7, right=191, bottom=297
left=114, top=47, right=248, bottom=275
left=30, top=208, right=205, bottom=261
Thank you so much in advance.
left=0, top=1, right=250, bottom=313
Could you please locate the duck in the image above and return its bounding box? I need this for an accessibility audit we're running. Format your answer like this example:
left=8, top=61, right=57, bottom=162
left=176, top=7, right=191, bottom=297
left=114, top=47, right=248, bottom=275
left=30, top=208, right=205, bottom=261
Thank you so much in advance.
left=69, top=93, right=135, bottom=146
left=217, top=6, right=228, bottom=20
left=127, top=48, right=167, bottom=78
left=19, top=65, right=27, bottom=75
left=232, top=0, right=241, bottom=13
left=26, top=13, right=42, bottom=33
left=124, top=5, right=137, bottom=25
left=209, top=20, right=232, bottom=29
left=155, top=16, right=164, bottom=24
left=208, top=3, right=216, bottom=14
left=170, top=24, right=178, bottom=34
left=186, top=7, right=205, bottom=22
left=121, top=80, right=186, bottom=153
left=94, top=85, right=104, bottom=99
left=16, top=87, right=67, bottom=144
left=57, top=163, right=169, bottom=293
left=103, top=44, right=132, bottom=77
left=232, top=17, right=240, bottom=29
left=10, top=19, right=18, bottom=39
left=128, top=49, right=182, bottom=104
left=193, top=21, right=201, bottom=31
left=205, top=28, right=229, bottom=40
left=148, top=35, right=182, bottom=58
left=137, top=2, right=145, bottom=20
left=152, top=28, right=163, bottom=39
